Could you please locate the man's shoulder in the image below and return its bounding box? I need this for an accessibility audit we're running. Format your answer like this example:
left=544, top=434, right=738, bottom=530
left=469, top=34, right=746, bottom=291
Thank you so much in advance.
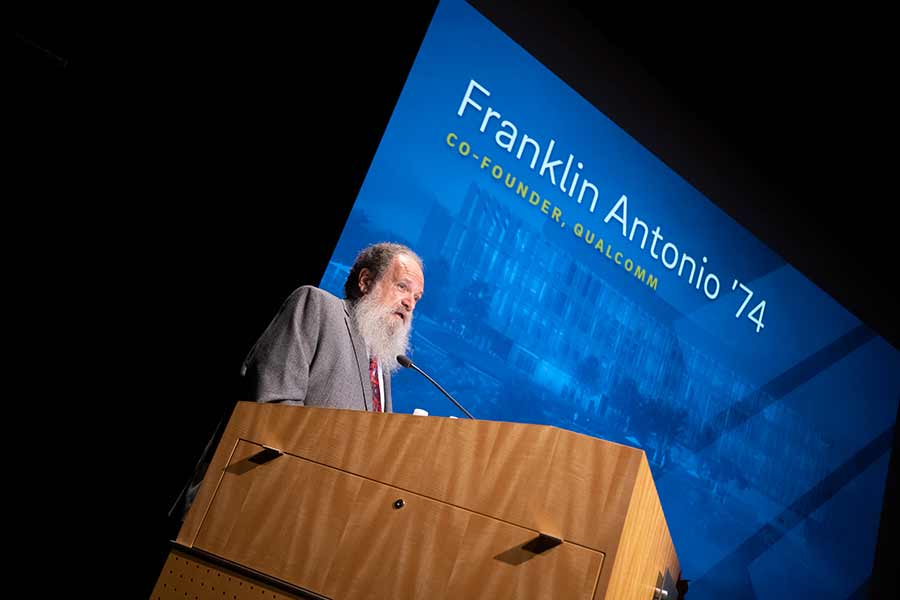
left=288, top=285, right=346, bottom=312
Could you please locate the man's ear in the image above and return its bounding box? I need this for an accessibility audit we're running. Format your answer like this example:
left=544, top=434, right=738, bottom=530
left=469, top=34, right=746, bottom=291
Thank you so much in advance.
left=358, top=268, right=373, bottom=294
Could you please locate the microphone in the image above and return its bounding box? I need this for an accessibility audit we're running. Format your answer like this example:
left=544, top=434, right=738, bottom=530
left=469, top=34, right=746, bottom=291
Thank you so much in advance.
left=397, top=355, right=475, bottom=419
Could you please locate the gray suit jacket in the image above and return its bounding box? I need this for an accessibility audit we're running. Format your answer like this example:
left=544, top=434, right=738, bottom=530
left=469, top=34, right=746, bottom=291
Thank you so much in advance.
left=240, top=286, right=392, bottom=412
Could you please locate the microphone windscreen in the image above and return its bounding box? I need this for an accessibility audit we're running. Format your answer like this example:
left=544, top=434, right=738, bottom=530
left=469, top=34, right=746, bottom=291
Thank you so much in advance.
left=396, top=355, right=412, bottom=368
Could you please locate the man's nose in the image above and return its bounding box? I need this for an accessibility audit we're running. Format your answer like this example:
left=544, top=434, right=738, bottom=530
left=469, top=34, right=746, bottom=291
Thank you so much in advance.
left=401, top=295, right=415, bottom=312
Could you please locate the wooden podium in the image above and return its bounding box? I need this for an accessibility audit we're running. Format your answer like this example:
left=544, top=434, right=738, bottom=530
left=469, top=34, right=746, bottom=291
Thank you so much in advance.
left=152, top=402, right=680, bottom=599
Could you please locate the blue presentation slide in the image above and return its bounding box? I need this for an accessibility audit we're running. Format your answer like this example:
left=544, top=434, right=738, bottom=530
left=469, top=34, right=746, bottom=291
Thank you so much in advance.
left=321, top=1, right=899, bottom=597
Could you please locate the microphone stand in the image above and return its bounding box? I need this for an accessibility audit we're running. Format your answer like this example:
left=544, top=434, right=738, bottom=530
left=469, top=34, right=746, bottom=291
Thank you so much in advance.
left=397, top=355, right=475, bottom=419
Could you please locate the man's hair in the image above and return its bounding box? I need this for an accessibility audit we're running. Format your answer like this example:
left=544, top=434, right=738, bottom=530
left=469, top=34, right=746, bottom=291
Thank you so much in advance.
left=344, top=242, right=423, bottom=300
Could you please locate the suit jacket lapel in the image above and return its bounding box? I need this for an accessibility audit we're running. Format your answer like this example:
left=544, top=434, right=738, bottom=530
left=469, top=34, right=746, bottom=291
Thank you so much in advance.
left=383, top=369, right=392, bottom=413
left=343, top=300, right=370, bottom=411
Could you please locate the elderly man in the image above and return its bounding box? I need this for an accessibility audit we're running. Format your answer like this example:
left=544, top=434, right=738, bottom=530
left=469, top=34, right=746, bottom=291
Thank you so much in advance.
left=169, top=243, right=424, bottom=521
left=240, top=242, right=425, bottom=412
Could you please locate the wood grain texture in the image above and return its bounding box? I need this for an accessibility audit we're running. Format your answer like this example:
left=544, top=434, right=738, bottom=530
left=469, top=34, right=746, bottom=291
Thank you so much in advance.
left=191, top=439, right=603, bottom=599
left=600, top=455, right=681, bottom=600
left=174, top=403, right=678, bottom=599
left=543, top=427, right=645, bottom=597
left=194, top=440, right=364, bottom=593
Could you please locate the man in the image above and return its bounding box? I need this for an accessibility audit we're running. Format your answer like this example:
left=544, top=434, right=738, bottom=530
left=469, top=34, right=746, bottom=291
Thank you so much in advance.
left=240, top=242, right=425, bottom=412
left=171, top=243, right=423, bottom=521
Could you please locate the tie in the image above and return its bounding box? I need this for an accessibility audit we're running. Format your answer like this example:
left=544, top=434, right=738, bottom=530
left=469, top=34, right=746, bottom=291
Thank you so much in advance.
left=368, top=356, right=382, bottom=413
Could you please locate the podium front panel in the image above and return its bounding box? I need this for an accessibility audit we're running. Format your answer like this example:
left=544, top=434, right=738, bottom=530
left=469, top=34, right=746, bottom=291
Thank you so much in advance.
left=193, top=439, right=604, bottom=600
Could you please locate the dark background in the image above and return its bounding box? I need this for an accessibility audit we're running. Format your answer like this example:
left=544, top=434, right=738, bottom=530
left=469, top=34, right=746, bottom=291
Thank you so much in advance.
left=11, top=2, right=896, bottom=597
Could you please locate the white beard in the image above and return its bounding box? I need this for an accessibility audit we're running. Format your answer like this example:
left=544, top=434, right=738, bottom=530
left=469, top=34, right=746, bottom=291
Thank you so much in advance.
left=351, top=293, right=412, bottom=373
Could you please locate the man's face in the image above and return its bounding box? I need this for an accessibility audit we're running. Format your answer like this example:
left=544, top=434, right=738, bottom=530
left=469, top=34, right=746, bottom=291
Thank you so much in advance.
left=366, top=254, right=425, bottom=328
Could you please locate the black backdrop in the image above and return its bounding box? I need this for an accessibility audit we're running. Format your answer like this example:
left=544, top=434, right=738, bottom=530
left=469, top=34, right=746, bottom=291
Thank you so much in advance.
left=11, top=2, right=897, bottom=597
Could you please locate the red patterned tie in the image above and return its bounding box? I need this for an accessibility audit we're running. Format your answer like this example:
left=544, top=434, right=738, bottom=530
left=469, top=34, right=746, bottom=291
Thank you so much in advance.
left=368, top=356, right=382, bottom=412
